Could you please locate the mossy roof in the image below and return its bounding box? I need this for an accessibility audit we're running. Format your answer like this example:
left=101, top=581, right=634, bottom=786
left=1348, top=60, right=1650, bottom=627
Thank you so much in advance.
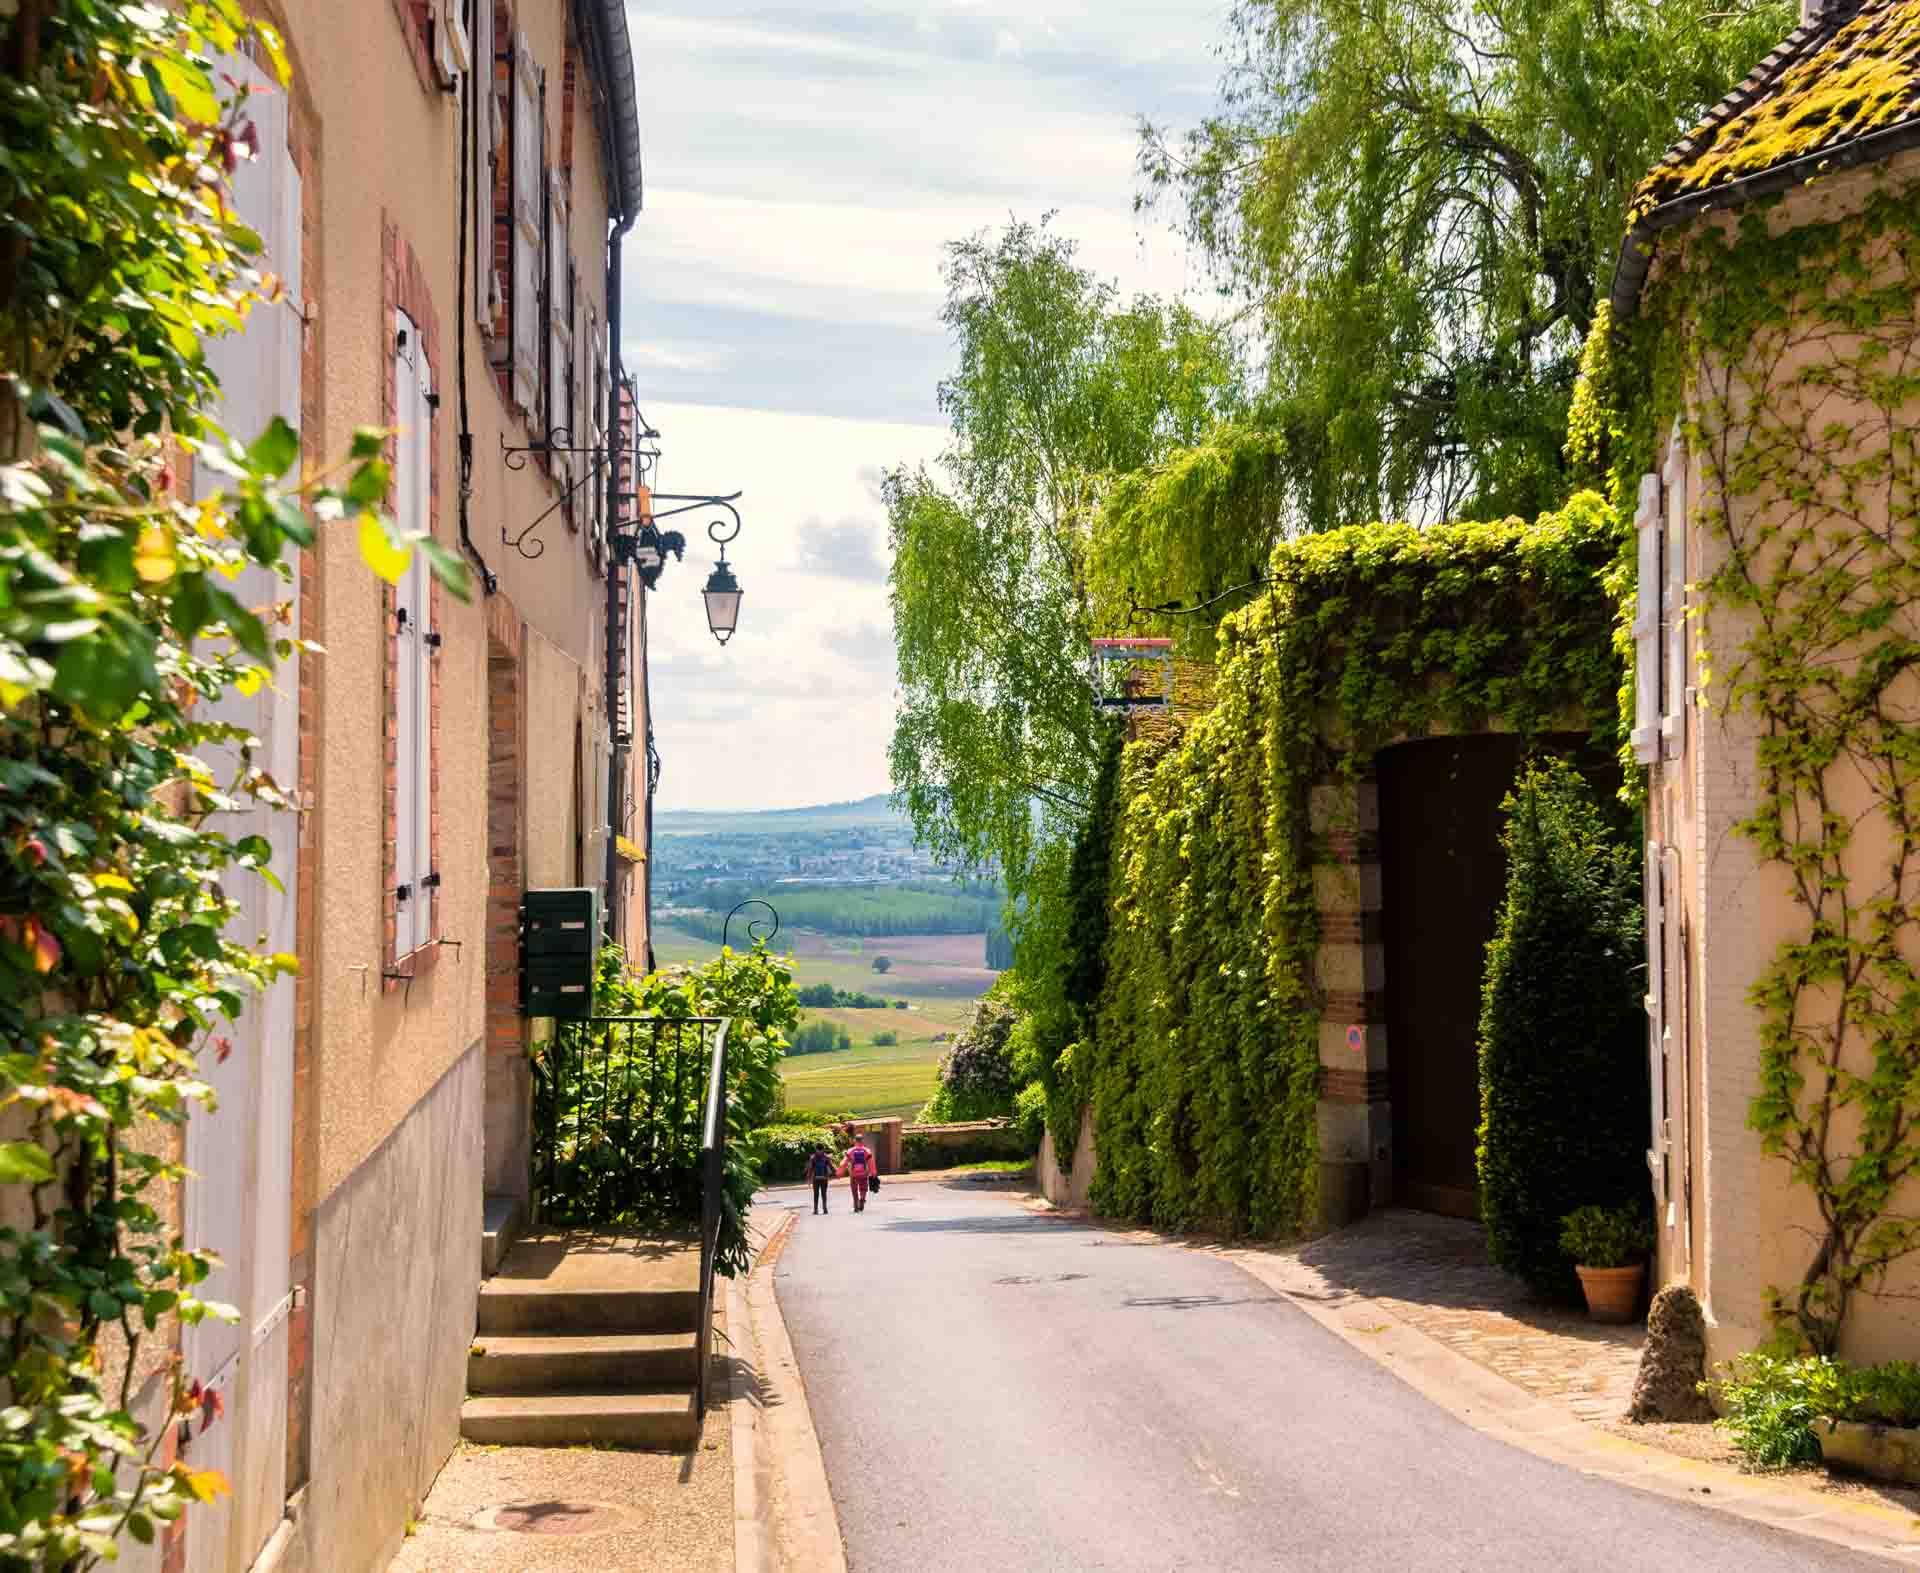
left=1630, top=0, right=1920, bottom=221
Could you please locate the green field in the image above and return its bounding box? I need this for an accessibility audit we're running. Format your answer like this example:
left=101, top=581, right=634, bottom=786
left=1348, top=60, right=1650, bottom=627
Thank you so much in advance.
left=652, top=927, right=984, bottom=1117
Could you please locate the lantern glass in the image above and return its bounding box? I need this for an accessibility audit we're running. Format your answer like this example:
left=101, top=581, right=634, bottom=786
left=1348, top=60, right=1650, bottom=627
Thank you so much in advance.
left=703, top=562, right=742, bottom=645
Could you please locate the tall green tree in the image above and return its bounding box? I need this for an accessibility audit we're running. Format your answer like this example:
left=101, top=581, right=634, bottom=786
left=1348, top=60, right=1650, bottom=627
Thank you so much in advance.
left=887, top=218, right=1240, bottom=941
left=1139, top=0, right=1791, bottom=529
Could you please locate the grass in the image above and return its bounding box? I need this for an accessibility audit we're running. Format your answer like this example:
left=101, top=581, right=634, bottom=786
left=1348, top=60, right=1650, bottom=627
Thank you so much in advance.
left=941, top=1159, right=1034, bottom=1176
left=777, top=1048, right=942, bottom=1120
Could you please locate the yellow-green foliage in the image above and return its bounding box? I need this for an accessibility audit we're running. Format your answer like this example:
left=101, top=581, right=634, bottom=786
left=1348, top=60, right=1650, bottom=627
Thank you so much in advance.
left=1083, top=497, right=1626, bottom=1236
left=1632, top=1, right=1920, bottom=218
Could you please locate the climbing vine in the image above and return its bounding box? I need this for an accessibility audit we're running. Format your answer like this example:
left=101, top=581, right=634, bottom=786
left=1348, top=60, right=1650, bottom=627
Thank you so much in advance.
left=0, top=4, right=462, bottom=1564
left=1621, top=178, right=1920, bottom=1354
left=1082, top=496, right=1623, bottom=1235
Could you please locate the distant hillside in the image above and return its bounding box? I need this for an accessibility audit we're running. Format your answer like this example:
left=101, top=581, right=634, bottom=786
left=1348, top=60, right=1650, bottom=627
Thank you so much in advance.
left=653, top=793, right=903, bottom=837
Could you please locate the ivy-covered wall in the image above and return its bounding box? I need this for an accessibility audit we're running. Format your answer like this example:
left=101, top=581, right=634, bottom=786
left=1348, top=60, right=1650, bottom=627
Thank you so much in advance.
left=1594, top=158, right=1920, bottom=1360
left=1080, top=495, right=1625, bottom=1237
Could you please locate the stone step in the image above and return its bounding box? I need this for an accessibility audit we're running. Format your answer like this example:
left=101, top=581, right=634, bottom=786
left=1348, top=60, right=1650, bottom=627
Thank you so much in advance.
left=459, top=1391, right=698, bottom=1449
left=475, top=1283, right=701, bottom=1336
left=466, top=1331, right=698, bottom=1395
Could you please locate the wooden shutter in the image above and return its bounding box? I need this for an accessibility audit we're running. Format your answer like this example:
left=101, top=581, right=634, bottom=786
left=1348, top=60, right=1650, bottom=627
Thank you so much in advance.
left=473, top=0, right=498, bottom=331
left=547, top=176, right=571, bottom=487
left=584, top=301, right=602, bottom=546
left=1662, top=432, right=1688, bottom=761
left=510, top=32, right=541, bottom=413
left=1631, top=472, right=1662, bottom=764
left=393, top=312, right=434, bottom=956
left=1645, top=839, right=1667, bottom=1207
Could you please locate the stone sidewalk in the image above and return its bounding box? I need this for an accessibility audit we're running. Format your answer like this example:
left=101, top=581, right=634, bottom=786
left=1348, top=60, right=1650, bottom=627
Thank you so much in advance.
left=1227, top=1207, right=1645, bottom=1424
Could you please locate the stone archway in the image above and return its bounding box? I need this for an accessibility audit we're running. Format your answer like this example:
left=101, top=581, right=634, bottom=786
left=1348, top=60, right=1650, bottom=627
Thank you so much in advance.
left=1314, top=731, right=1611, bottom=1226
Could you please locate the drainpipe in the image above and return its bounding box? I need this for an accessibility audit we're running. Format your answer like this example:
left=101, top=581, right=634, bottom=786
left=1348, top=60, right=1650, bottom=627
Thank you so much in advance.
left=602, top=230, right=626, bottom=948
left=585, top=0, right=642, bottom=951
left=454, top=6, right=497, bottom=597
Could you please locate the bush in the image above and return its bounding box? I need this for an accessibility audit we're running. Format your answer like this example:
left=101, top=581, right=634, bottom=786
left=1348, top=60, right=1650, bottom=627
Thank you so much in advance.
left=777, top=1105, right=855, bottom=1127
left=920, top=994, right=1022, bottom=1122
left=1478, top=758, right=1647, bottom=1300
left=1014, top=1081, right=1047, bottom=1151
left=757, top=1125, right=847, bottom=1184
left=1559, top=1203, right=1652, bottom=1268
left=894, top=999, right=909, bottom=1009
left=872, top=1030, right=899, bottom=1046
left=872, top=955, right=892, bottom=973
left=902, top=1125, right=1032, bottom=1171
left=789, top=1019, right=853, bottom=1056
left=1710, top=1354, right=1920, bottom=1471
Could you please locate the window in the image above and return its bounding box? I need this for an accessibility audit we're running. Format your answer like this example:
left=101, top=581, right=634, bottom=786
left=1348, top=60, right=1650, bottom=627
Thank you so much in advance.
left=392, top=311, right=436, bottom=957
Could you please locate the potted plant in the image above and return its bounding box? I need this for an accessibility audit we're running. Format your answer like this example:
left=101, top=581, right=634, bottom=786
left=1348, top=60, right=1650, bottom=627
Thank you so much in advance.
left=1559, top=1203, right=1653, bottom=1323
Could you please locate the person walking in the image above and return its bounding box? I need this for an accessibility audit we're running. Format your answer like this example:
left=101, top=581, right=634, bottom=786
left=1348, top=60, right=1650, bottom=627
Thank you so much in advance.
left=841, top=1134, right=876, bottom=1213
left=809, top=1144, right=833, bottom=1215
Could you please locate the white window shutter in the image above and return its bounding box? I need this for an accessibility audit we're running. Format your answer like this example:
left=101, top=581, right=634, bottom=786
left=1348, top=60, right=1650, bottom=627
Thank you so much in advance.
left=473, top=0, right=497, bottom=332
left=547, top=177, right=570, bottom=487
left=1645, top=839, right=1667, bottom=1205
left=275, top=125, right=303, bottom=455
left=203, top=52, right=281, bottom=456
left=391, top=312, right=436, bottom=957
left=1662, top=433, right=1688, bottom=761
left=1631, top=472, right=1662, bottom=765
left=510, top=34, right=541, bottom=413
left=392, top=318, right=421, bottom=958
left=411, top=352, right=435, bottom=948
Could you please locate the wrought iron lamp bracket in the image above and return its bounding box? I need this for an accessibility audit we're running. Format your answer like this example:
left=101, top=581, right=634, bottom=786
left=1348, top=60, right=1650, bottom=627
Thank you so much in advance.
left=1127, top=574, right=1283, bottom=624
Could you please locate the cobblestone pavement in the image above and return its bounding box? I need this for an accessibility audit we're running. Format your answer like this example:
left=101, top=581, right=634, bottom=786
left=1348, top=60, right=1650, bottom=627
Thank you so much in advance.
left=1227, top=1208, right=1644, bottom=1424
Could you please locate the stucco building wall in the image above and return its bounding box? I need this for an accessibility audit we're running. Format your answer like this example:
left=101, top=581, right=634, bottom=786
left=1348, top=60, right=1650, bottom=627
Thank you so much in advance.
left=233, top=3, right=650, bottom=1567
left=1646, top=149, right=1920, bottom=1368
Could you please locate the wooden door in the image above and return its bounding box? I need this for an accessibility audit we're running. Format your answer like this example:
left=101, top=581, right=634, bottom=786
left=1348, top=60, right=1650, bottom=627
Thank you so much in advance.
left=1378, top=736, right=1532, bottom=1218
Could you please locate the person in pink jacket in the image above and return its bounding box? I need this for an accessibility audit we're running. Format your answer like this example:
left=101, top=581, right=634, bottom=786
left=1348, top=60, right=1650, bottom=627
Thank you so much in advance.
left=840, top=1136, right=875, bottom=1213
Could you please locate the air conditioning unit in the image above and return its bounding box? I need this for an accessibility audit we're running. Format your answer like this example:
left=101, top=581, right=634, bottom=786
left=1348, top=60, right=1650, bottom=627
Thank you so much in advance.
left=434, top=0, right=472, bottom=86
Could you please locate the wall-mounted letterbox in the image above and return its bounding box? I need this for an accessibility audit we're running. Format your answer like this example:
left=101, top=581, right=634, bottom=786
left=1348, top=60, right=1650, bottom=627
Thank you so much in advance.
left=519, top=887, right=602, bottom=1019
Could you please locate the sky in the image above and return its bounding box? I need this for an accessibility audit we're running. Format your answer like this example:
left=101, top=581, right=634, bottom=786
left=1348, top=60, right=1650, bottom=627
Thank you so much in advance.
left=621, top=1, right=1232, bottom=812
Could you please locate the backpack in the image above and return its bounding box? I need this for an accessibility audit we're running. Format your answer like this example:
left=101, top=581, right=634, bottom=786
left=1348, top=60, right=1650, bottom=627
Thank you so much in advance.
left=810, top=1152, right=830, bottom=1179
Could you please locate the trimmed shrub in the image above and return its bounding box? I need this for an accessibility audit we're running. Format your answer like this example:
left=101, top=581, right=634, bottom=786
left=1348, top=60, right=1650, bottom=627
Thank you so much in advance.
left=871, top=1030, right=899, bottom=1046
left=1478, top=758, right=1647, bottom=1301
left=1013, top=1081, right=1047, bottom=1151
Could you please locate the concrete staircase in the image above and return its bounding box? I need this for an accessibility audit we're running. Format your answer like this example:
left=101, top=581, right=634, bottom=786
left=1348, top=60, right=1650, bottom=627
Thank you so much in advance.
left=461, top=1231, right=705, bottom=1449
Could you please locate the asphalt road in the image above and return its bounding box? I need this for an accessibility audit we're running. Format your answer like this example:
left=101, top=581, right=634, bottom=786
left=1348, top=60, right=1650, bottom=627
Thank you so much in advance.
left=771, top=1183, right=1883, bottom=1573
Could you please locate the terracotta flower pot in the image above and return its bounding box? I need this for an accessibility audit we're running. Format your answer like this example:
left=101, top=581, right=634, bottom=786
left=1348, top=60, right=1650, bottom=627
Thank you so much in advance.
left=1575, top=1262, right=1646, bottom=1324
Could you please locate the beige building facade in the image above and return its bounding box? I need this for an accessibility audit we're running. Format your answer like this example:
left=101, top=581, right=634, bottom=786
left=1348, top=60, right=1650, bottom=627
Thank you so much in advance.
left=1620, top=0, right=1920, bottom=1369
left=149, top=3, right=657, bottom=1569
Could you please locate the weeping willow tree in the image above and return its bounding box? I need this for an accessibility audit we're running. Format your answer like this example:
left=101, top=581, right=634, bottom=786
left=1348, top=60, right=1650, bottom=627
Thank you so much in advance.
left=886, top=218, right=1241, bottom=947
left=1135, top=0, right=1792, bottom=535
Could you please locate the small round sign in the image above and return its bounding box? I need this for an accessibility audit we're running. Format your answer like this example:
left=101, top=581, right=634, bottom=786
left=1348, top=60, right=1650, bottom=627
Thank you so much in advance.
left=1346, top=1025, right=1365, bottom=1053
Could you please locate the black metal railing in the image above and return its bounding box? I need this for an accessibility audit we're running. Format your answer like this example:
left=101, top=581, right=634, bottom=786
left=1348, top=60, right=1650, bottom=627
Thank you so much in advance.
left=531, top=1015, right=729, bottom=1228
left=694, top=1017, right=730, bottom=1419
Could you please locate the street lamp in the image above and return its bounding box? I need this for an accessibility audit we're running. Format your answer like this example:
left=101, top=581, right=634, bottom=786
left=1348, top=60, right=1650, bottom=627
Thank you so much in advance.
left=612, top=490, right=748, bottom=647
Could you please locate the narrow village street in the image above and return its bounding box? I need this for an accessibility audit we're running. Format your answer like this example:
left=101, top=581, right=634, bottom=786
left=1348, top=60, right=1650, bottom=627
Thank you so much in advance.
left=769, top=1184, right=1883, bottom=1573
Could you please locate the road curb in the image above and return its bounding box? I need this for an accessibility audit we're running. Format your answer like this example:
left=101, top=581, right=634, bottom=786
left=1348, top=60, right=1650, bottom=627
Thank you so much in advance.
left=734, top=1210, right=846, bottom=1573
left=1210, top=1241, right=1920, bottom=1564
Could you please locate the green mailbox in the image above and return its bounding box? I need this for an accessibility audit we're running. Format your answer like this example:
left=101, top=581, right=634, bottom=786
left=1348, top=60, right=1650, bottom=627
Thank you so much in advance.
left=519, top=886, right=602, bottom=1019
